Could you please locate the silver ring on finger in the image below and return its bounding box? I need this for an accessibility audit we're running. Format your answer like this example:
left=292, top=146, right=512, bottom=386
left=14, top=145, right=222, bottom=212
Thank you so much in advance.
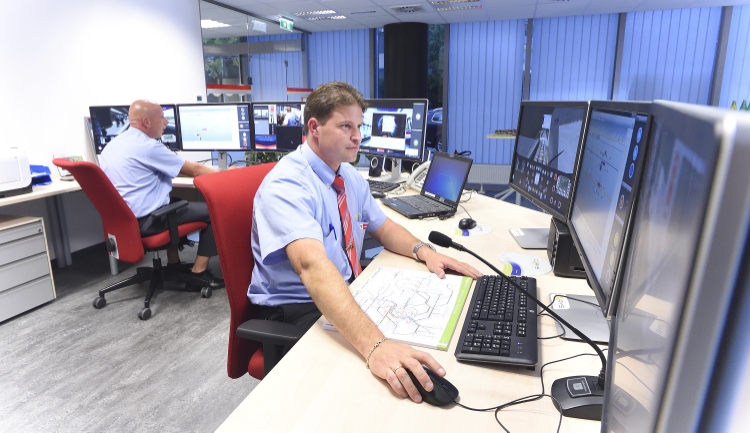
left=392, top=365, right=402, bottom=373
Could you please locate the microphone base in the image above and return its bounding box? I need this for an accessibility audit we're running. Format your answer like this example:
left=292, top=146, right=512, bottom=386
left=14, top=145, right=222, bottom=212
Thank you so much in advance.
left=551, top=375, right=604, bottom=421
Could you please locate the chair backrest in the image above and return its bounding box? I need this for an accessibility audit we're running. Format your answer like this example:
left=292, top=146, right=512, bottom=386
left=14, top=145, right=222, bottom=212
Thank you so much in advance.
left=52, top=158, right=145, bottom=263
left=194, top=163, right=277, bottom=379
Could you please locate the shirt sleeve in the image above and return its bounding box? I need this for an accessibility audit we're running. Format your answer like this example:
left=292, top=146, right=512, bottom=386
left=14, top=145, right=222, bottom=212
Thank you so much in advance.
left=144, top=144, right=185, bottom=178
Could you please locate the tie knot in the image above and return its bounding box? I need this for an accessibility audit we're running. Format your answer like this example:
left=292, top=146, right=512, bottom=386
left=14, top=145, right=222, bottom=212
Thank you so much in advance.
left=332, top=175, right=345, bottom=192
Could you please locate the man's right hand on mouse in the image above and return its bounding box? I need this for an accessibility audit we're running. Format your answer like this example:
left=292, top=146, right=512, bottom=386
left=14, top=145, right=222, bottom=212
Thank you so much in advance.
left=367, top=339, right=446, bottom=403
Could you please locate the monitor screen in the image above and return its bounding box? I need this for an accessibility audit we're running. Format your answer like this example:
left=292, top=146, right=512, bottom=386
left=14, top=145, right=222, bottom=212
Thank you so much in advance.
left=88, top=104, right=180, bottom=154
left=568, top=101, right=651, bottom=317
left=421, top=152, right=473, bottom=205
left=601, top=102, right=740, bottom=432
left=359, top=99, right=428, bottom=162
left=251, top=102, right=305, bottom=152
left=509, top=101, right=589, bottom=222
left=177, top=103, right=251, bottom=152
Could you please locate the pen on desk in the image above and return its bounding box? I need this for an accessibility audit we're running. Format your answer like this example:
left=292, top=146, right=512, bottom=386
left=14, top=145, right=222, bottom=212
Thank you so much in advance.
left=329, top=223, right=337, bottom=240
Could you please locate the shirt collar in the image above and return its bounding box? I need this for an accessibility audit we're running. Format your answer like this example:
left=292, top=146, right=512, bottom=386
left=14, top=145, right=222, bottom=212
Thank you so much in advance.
left=301, top=143, right=337, bottom=186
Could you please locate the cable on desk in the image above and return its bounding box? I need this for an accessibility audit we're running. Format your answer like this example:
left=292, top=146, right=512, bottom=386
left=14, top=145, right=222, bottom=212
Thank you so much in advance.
left=538, top=295, right=603, bottom=340
left=458, top=204, right=473, bottom=221
left=460, top=189, right=476, bottom=203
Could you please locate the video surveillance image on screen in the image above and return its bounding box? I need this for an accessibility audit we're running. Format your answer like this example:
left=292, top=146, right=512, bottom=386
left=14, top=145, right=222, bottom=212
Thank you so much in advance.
left=360, top=100, right=427, bottom=161
left=89, top=104, right=179, bottom=154
left=510, top=104, right=586, bottom=220
left=252, top=102, right=305, bottom=152
left=178, top=104, right=251, bottom=151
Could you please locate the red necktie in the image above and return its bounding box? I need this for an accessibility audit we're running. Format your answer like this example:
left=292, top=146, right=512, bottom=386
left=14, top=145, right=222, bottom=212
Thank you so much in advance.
left=332, top=176, right=362, bottom=278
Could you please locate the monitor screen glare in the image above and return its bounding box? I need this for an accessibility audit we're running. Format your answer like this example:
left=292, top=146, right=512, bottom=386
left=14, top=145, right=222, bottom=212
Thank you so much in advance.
left=178, top=104, right=251, bottom=151
left=252, top=103, right=305, bottom=152
left=360, top=100, right=428, bottom=161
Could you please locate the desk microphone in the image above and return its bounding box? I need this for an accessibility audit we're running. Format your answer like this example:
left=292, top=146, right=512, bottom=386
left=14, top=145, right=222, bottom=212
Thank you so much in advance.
left=428, top=231, right=606, bottom=420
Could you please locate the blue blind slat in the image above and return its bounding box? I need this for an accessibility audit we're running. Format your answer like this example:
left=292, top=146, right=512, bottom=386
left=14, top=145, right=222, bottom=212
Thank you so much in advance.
left=719, top=5, right=750, bottom=108
left=247, top=34, right=304, bottom=101
left=309, top=30, right=370, bottom=97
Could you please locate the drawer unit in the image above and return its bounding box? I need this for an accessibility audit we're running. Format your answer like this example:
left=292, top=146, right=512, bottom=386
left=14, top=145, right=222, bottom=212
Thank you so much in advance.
left=0, top=216, right=56, bottom=322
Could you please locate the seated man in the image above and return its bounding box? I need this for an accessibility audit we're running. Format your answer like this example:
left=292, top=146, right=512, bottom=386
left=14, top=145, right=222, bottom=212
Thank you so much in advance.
left=249, top=82, right=482, bottom=403
left=100, top=100, right=222, bottom=287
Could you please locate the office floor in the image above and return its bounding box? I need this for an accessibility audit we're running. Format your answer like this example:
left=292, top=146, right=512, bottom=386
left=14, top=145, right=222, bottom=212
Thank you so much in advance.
left=0, top=244, right=257, bottom=432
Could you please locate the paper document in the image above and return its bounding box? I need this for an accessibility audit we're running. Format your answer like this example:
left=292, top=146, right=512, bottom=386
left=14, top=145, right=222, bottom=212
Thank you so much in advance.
left=323, top=266, right=472, bottom=350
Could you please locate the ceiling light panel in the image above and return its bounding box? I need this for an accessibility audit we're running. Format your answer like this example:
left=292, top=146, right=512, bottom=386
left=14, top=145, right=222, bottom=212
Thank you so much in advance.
left=293, top=10, right=336, bottom=16
left=306, top=15, right=347, bottom=21
left=436, top=5, right=483, bottom=11
left=201, top=19, right=231, bottom=28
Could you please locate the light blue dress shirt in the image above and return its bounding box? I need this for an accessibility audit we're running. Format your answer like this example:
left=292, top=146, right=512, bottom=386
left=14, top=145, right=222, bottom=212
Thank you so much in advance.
left=100, top=128, right=185, bottom=218
left=249, top=144, right=387, bottom=306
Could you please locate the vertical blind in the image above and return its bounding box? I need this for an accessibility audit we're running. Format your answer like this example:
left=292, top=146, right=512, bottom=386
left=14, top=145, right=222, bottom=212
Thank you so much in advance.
left=530, top=14, right=619, bottom=101
left=308, top=30, right=371, bottom=97
left=719, top=5, right=750, bottom=109
left=614, top=8, right=722, bottom=104
left=248, top=34, right=304, bottom=101
left=448, top=20, right=526, bottom=165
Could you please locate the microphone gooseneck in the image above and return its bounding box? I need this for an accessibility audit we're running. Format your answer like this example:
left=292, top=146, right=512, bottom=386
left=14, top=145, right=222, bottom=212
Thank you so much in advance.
left=428, top=230, right=607, bottom=389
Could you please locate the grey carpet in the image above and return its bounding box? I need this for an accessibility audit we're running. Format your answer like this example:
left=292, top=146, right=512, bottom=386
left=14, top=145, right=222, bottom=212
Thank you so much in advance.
left=0, top=243, right=258, bottom=432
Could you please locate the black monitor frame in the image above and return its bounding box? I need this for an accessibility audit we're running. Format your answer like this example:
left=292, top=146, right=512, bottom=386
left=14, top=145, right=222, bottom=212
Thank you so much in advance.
left=176, top=102, right=252, bottom=153
left=359, top=98, right=429, bottom=169
left=567, top=100, right=652, bottom=319
left=88, top=104, right=180, bottom=154
left=250, top=101, right=306, bottom=153
left=508, top=100, right=591, bottom=223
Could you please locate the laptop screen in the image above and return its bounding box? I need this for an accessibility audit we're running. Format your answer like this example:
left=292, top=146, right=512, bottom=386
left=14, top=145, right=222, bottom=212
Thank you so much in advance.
left=422, top=153, right=473, bottom=204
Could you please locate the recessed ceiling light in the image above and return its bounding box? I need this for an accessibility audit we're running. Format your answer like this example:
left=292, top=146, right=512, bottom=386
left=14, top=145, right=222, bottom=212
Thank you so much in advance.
left=201, top=19, right=230, bottom=28
left=436, top=5, right=482, bottom=11
left=306, top=15, right=347, bottom=21
left=293, top=10, right=336, bottom=16
left=431, top=0, right=480, bottom=5
left=350, top=11, right=377, bottom=15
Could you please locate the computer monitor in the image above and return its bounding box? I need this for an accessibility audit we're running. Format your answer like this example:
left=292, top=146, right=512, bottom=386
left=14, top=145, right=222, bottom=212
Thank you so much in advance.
left=88, top=104, right=180, bottom=154
left=508, top=101, right=590, bottom=248
left=251, top=102, right=305, bottom=152
left=602, top=102, right=750, bottom=432
left=177, top=103, right=251, bottom=169
left=360, top=99, right=429, bottom=181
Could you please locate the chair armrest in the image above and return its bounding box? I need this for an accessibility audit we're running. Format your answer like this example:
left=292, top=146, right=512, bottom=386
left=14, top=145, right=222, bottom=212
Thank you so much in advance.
left=151, top=200, right=188, bottom=218
left=150, top=200, right=189, bottom=247
left=237, top=319, right=306, bottom=347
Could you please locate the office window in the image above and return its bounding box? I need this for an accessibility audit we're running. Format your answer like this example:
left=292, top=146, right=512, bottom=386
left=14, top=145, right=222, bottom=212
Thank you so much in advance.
left=309, top=30, right=371, bottom=97
left=247, top=34, right=305, bottom=101
left=448, top=20, right=526, bottom=164
left=614, top=7, right=722, bottom=104
left=530, top=14, right=618, bottom=100
left=719, top=5, right=750, bottom=109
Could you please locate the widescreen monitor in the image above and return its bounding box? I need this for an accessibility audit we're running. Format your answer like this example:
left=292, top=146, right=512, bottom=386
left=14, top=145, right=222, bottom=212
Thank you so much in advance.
left=177, top=103, right=251, bottom=152
left=360, top=99, right=428, bottom=164
left=89, top=104, right=179, bottom=154
left=251, top=101, right=305, bottom=152
left=568, top=101, right=651, bottom=319
left=602, top=102, right=750, bottom=432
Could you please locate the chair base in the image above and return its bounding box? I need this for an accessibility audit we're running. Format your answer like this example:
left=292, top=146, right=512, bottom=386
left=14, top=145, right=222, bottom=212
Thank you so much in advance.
left=93, top=256, right=214, bottom=320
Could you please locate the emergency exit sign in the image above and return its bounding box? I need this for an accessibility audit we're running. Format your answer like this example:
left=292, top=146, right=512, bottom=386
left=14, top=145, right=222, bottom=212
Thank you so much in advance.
left=280, top=17, right=293, bottom=32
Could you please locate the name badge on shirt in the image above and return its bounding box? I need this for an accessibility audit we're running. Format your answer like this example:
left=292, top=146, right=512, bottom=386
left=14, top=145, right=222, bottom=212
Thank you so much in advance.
left=359, top=222, right=368, bottom=231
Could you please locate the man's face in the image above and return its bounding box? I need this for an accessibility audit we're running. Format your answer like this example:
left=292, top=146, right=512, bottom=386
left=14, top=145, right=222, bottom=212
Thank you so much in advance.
left=146, top=107, right=168, bottom=139
left=312, top=105, right=363, bottom=170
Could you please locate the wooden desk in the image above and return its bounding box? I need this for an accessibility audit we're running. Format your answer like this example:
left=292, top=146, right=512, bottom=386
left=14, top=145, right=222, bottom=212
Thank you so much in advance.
left=216, top=193, right=603, bottom=432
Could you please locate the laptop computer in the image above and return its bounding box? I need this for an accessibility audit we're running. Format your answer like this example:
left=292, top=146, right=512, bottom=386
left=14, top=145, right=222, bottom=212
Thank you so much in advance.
left=381, top=152, right=473, bottom=219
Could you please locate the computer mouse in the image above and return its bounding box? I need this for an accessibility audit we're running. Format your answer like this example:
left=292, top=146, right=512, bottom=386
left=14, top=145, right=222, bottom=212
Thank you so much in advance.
left=371, top=190, right=386, bottom=199
left=405, top=366, right=459, bottom=406
left=458, top=218, right=477, bottom=230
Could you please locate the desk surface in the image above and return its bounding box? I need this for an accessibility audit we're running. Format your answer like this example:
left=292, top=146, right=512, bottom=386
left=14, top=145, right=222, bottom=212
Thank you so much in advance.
left=216, top=192, right=603, bottom=433
left=0, top=179, right=81, bottom=207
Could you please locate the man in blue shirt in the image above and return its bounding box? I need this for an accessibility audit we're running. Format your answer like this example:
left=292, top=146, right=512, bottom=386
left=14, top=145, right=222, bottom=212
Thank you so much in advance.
left=100, top=100, right=222, bottom=287
left=250, top=82, right=481, bottom=403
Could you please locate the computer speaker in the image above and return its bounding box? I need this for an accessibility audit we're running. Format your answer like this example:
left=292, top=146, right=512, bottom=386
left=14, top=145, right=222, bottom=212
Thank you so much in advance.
left=547, top=218, right=587, bottom=279
left=369, top=156, right=383, bottom=177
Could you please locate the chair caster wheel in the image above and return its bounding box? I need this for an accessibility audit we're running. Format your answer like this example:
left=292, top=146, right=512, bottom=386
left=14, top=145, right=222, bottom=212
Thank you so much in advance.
left=138, top=307, right=152, bottom=320
left=93, top=296, right=106, bottom=309
left=201, top=287, right=212, bottom=298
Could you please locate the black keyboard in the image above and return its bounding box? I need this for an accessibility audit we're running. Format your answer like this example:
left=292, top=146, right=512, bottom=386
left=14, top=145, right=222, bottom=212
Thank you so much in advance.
left=454, top=275, right=538, bottom=367
left=368, top=179, right=401, bottom=192
left=397, top=195, right=451, bottom=213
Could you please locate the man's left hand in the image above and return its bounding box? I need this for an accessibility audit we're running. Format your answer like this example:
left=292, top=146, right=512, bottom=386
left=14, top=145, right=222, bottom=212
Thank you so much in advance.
left=420, top=248, right=482, bottom=279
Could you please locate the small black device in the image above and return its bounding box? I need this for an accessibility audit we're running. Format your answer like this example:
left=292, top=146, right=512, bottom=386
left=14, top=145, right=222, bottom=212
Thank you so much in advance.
left=458, top=218, right=476, bottom=230
left=368, top=156, right=383, bottom=177
left=405, top=366, right=458, bottom=406
left=547, top=218, right=586, bottom=278
left=370, top=191, right=385, bottom=199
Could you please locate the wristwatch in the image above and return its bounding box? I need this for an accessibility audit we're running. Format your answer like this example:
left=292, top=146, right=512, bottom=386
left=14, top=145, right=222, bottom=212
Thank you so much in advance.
left=412, top=242, right=436, bottom=262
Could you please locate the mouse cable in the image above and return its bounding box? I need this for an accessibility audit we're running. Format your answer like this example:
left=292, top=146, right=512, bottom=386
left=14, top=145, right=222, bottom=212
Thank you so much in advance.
left=459, top=189, right=475, bottom=203
left=457, top=204, right=473, bottom=221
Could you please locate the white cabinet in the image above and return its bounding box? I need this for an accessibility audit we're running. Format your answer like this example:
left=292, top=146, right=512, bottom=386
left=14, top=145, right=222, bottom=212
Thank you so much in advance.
left=0, top=215, right=56, bottom=322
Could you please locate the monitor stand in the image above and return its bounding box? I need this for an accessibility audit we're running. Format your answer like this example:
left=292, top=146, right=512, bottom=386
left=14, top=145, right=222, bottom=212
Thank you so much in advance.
left=217, top=151, right=229, bottom=171
left=549, top=293, right=610, bottom=345
left=509, top=227, right=549, bottom=249
left=385, top=157, right=402, bottom=182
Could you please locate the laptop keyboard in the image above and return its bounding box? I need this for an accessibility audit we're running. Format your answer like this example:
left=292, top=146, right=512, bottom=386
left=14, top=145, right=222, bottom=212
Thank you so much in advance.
left=454, top=275, right=538, bottom=367
left=368, top=179, right=400, bottom=192
left=398, top=195, right=451, bottom=213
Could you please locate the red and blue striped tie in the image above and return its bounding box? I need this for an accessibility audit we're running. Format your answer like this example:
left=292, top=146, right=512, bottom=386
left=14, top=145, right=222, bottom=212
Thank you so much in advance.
left=332, top=176, right=362, bottom=278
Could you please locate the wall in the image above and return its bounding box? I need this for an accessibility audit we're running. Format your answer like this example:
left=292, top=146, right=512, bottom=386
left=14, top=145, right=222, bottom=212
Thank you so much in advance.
left=0, top=0, right=206, bottom=255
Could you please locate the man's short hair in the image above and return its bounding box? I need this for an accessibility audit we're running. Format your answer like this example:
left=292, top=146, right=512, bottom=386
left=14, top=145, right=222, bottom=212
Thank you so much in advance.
left=303, top=81, right=367, bottom=134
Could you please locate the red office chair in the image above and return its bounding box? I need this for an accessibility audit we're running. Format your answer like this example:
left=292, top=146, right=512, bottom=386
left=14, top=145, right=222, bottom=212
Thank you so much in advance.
left=52, top=158, right=214, bottom=320
left=194, top=163, right=305, bottom=380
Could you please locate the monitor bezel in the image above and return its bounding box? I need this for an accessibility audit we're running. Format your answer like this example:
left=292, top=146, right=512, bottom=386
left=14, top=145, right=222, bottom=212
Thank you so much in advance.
left=176, top=102, right=252, bottom=152
left=88, top=104, right=181, bottom=154
left=508, top=100, right=591, bottom=223
left=249, top=100, right=306, bottom=153
left=359, top=98, right=429, bottom=163
left=566, top=100, right=652, bottom=318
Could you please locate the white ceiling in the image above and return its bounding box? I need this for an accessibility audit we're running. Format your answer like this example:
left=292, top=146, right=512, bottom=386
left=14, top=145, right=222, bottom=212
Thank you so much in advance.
left=200, top=0, right=747, bottom=38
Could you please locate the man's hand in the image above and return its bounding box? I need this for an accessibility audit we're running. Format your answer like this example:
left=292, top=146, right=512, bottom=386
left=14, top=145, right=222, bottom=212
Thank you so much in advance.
left=367, top=339, right=446, bottom=403
left=419, top=247, right=482, bottom=279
